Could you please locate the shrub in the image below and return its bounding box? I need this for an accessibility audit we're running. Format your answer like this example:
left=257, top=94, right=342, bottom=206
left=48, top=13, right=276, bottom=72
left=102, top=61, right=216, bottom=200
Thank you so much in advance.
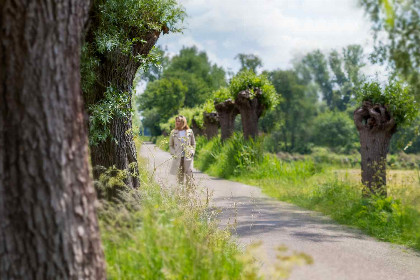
left=311, top=110, right=358, bottom=153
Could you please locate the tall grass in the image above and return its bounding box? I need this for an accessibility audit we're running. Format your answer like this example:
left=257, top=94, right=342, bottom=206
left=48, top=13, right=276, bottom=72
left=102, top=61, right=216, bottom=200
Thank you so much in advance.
left=195, top=134, right=420, bottom=251
left=97, top=140, right=262, bottom=279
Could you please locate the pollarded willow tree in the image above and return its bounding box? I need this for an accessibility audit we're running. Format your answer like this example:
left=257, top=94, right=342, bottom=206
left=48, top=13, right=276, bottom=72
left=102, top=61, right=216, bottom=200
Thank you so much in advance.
left=82, top=0, right=185, bottom=188
left=229, top=70, right=278, bottom=139
left=1, top=0, right=106, bottom=278
left=202, top=100, right=219, bottom=140
left=213, top=87, right=239, bottom=141
left=354, top=82, right=418, bottom=196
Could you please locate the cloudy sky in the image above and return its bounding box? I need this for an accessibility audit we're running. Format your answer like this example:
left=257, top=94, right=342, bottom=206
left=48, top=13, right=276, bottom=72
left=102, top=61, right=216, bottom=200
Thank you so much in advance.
left=157, top=0, right=375, bottom=73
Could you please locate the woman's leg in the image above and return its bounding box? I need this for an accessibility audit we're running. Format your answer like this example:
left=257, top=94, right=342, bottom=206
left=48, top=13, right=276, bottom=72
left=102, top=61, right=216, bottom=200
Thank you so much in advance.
left=184, top=159, right=194, bottom=189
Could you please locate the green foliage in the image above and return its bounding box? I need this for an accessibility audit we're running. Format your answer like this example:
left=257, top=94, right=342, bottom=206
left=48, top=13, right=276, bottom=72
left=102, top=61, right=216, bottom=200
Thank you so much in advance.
left=213, top=87, right=232, bottom=104
left=138, top=77, right=187, bottom=135
left=311, top=110, right=358, bottom=152
left=88, top=86, right=132, bottom=145
left=99, top=141, right=262, bottom=279
left=229, top=70, right=278, bottom=111
left=82, top=0, right=185, bottom=143
left=361, top=0, right=420, bottom=99
left=141, top=108, right=163, bottom=136
left=390, top=116, right=420, bottom=153
left=164, top=46, right=227, bottom=107
left=203, top=99, right=216, bottom=113
left=260, top=69, right=317, bottom=153
left=356, top=81, right=418, bottom=127
left=137, top=46, right=227, bottom=135
left=194, top=133, right=420, bottom=250
left=95, top=0, right=185, bottom=57
left=94, top=166, right=133, bottom=204
left=137, top=46, right=170, bottom=83
left=308, top=181, right=420, bottom=248
left=196, top=133, right=267, bottom=178
left=235, top=53, right=263, bottom=73
left=160, top=106, right=205, bottom=133
left=299, top=46, right=365, bottom=111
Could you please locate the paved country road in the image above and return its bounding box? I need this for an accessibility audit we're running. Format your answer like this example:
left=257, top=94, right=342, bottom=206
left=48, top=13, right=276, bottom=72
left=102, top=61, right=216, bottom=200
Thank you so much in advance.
left=140, top=143, right=420, bottom=280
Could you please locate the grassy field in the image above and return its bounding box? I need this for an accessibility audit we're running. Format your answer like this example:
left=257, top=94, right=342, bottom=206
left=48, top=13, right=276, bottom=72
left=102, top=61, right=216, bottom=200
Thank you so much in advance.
left=193, top=134, right=420, bottom=251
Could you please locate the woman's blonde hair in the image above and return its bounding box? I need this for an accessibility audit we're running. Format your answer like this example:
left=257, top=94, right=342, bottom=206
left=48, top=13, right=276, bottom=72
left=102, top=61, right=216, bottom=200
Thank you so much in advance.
left=175, top=115, right=189, bottom=130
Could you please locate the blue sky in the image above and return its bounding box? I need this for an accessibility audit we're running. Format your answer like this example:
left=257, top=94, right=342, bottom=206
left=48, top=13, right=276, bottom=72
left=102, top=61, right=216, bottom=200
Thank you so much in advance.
left=157, top=0, right=375, bottom=73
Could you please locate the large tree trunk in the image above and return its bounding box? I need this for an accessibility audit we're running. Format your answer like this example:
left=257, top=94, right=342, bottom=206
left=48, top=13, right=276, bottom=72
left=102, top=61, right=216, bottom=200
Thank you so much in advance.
left=354, top=101, right=396, bottom=196
left=215, top=99, right=239, bottom=141
left=0, top=1, right=106, bottom=279
left=203, top=112, right=219, bottom=140
left=85, top=19, right=163, bottom=188
left=235, top=88, right=265, bottom=140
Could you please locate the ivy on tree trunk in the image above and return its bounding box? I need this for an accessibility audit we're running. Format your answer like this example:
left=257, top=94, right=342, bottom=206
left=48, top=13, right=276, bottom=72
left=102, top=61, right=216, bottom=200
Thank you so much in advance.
left=354, top=101, right=397, bottom=196
left=84, top=16, right=164, bottom=188
left=0, top=0, right=106, bottom=278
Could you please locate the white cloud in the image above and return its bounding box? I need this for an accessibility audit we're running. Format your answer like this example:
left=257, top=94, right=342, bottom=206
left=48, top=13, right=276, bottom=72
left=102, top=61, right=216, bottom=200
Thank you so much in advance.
left=158, top=0, right=374, bottom=72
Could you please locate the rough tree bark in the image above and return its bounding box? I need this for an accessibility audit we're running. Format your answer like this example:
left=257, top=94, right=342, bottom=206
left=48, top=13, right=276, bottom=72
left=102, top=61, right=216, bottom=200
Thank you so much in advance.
left=0, top=1, right=106, bottom=279
left=235, top=88, right=265, bottom=140
left=215, top=99, right=239, bottom=141
left=203, top=112, right=219, bottom=140
left=84, top=11, right=167, bottom=188
left=354, top=101, right=397, bottom=196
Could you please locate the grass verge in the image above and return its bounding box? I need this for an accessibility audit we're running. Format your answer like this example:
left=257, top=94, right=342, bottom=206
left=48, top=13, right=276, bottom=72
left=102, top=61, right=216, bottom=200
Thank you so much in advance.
left=97, top=139, right=262, bottom=279
left=194, top=134, right=420, bottom=251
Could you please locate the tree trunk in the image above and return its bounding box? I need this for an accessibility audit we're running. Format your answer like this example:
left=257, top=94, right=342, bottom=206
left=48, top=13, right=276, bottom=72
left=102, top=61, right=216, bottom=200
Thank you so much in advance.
left=203, top=112, right=219, bottom=140
left=85, top=21, right=162, bottom=188
left=191, top=118, right=204, bottom=136
left=354, top=101, right=396, bottom=196
left=235, top=88, right=265, bottom=140
left=215, top=99, right=239, bottom=141
left=0, top=1, right=106, bottom=279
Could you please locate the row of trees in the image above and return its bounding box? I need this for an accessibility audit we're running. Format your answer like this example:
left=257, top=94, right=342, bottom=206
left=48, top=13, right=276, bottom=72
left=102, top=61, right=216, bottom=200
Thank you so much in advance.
left=140, top=43, right=420, bottom=155
left=1, top=0, right=419, bottom=277
left=1, top=0, right=185, bottom=278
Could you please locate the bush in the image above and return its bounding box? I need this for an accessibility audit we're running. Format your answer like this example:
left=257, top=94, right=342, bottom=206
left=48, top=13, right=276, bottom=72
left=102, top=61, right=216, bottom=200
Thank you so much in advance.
left=311, top=110, right=358, bottom=153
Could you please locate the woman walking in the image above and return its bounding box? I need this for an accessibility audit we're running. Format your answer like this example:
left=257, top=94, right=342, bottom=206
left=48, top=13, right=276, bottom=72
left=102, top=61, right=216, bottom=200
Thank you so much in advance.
left=169, top=115, right=196, bottom=187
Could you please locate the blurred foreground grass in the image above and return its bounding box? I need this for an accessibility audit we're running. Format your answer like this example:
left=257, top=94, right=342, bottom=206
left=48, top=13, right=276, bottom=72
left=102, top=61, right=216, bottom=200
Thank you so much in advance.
left=97, top=138, right=312, bottom=279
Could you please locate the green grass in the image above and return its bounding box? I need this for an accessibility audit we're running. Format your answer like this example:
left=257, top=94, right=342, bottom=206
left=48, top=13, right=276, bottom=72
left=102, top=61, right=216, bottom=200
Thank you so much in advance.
left=97, top=139, right=262, bottom=280
left=194, top=135, right=420, bottom=251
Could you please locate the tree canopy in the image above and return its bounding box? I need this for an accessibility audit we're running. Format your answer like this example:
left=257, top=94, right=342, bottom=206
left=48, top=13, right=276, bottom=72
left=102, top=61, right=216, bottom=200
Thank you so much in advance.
left=229, top=70, right=278, bottom=111
left=356, top=81, right=418, bottom=127
left=361, top=0, right=420, bottom=99
left=137, top=46, right=226, bottom=135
